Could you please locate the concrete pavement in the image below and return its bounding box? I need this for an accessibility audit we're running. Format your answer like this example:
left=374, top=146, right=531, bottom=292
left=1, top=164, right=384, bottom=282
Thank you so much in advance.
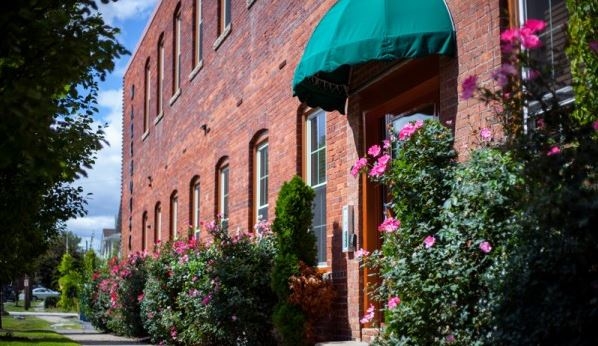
left=8, top=311, right=153, bottom=345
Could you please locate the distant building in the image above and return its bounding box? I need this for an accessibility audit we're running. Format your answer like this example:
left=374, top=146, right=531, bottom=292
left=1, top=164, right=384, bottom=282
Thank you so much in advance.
left=121, top=0, right=568, bottom=341
left=100, top=228, right=120, bottom=259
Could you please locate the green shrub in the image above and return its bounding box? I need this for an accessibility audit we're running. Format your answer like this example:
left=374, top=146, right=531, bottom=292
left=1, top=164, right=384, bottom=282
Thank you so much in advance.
left=141, top=220, right=277, bottom=345
left=271, top=176, right=318, bottom=345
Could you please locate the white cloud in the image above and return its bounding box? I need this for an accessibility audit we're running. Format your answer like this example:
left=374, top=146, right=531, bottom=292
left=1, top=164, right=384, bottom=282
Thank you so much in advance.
left=66, top=215, right=116, bottom=239
left=66, top=88, right=123, bottom=242
left=97, top=0, right=159, bottom=26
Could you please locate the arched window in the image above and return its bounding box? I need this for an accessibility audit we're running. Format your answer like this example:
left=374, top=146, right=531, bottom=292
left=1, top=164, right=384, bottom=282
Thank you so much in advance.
left=141, top=211, right=148, bottom=251
left=190, top=176, right=201, bottom=239
left=157, top=34, right=165, bottom=117
left=173, top=4, right=182, bottom=95
left=170, top=191, right=178, bottom=240
left=143, top=58, right=151, bottom=135
left=216, top=158, right=230, bottom=228
left=154, top=202, right=162, bottom=244
left=218, top=0, right=231, bottom=36
left=192, top=0, right=203, bottom=70
left=250, top=131, right=268, bottom=225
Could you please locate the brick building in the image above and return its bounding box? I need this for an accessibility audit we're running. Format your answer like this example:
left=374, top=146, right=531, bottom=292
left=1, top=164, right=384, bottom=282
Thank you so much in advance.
left=121, top=0, right=567, bottom=341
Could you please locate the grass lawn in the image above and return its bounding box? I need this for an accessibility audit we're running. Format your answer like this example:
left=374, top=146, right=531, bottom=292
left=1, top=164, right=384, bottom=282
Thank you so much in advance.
left=0, top=315, right=79, bottom=346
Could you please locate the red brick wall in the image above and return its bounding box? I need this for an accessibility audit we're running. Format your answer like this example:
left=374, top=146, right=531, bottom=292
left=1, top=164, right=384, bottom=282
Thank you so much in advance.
left=121, top=0, right=505, bottom=341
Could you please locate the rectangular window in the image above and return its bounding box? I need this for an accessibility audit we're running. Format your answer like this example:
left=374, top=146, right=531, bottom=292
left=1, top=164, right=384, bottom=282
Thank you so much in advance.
left=157, top=37, right=164, bottom=116
left=520, top=0, right=571, bottom=94
left=193, top=0, right=203, bottom=69
left=519, top=0, right=572, bottom=125
left=306, top=110, right=327, bottom=265
left=173, top=9, right=182, bottom=94
left=219, top=166, right=229, bottom=228
left=256, top=142, right=268, bottom=221
left=192, top=182, right=200, bottom=238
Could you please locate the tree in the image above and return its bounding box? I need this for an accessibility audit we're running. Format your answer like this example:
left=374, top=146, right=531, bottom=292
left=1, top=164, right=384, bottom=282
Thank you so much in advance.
left=0, top=0, right=127, bottom=328
left=36, top=231, right=83, bottom=291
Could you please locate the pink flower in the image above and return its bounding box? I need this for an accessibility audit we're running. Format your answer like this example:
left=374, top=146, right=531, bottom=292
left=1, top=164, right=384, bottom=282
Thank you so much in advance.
left=480, top=128, right=492, bottom=141
left=398, top=121, right=424, bottom=140
left=500, top=28, right=520, bottom=43
left=351, top=157, right=368, bottom=178
left=355, top=248, right=370, bottom=259
left=137, top=293, right=144, bottom=303
left=590, top=41, right=598, bottom=54
left=592, top=120, right=598, bottom=131
left=547, top=146, right=561, bottom=156
left=461, top=75, right=478, bottom=100
left=369, top=154, right=391, bottom=177
left=378, top=217, right=401, bottom=233
left=424, top=235, right=436, bottom=248
left=202, top=294, right=212, bottom=305
left=368, top=144, right=382, bottom=157
left=231, top=315, right=237, bottom=321
left=360, top=304, right=375, bottom=324
left=520, top=31, right=542, bottom=49
left=479, top=241, right=492, bottom=253
left=523, top=19, right=546, bottom=33
left=387, top=296, right=401, bottom=309
left=189, top=289, right=199, bottom=297
left=446, top=334, right=456, bottom=343
left=170, top=327, right=177, bottom=340
left=382, top=139, right=391, bottom=149
left=492, top=64, right=517, bottom=88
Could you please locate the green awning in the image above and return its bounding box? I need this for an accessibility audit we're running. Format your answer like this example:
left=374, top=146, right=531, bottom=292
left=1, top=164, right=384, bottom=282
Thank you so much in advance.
left=292, top=0, right=456, bottom=114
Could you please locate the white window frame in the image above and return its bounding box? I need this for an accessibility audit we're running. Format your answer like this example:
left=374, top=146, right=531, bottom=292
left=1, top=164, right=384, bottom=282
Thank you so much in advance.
left=157, top=36, right=164, bottom=119
left=255, top=142, right=268, bottom=221
left=155, top=203, right=162, bottom=243
left=306, top=109, right=327, bottom=266
left=192, top=181, right=200, bottom=239
left=173, top=8, right=182, bottom=96
left=191, top=0, right=204, bottom=78
left=219, top=165, right=229, bottom=227
left=143, top=60, right=150, bottom=137
left=171, top=193, right=178, bottom=240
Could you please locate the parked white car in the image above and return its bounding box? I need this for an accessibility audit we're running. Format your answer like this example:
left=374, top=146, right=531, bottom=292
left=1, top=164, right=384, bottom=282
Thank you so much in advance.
left=18, top=287, right=60, bottom=300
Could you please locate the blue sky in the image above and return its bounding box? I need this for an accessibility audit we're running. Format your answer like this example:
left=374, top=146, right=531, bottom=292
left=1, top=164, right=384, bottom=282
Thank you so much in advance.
left=65, top=0, right=159, bottom=251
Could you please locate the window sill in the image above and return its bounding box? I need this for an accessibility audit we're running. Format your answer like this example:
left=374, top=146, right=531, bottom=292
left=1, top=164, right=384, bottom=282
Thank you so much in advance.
left=189, top=60, right=204, bottom=81
left=213, top=24, right=231, bottom=51
left=169, top=89, right=181, bottom=106
left=154, top=112, right=164, bottom=125
left=247, top=0, right=257, bottom=9
left=142, top=131, right=149, bottom=141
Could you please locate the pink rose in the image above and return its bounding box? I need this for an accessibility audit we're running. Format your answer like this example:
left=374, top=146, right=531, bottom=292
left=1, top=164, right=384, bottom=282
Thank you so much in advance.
left=368, top=145, right=381, bottom=157
left=424, top=235, right=436, bottom=248
left=547, top=146, right=561, bottom=156
left=350, top=157, right=368, bottom=178
left=387, top=296, right=401, bottom=309
left=523, top=19, right=546, bottom=33
left=479, top=241, right=492, bottom=253
left=378, top=217, right=401, bottom=233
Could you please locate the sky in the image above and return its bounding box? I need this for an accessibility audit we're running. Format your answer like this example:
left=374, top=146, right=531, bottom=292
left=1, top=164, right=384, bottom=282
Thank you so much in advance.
left=65, top=0, right=159, bottom=252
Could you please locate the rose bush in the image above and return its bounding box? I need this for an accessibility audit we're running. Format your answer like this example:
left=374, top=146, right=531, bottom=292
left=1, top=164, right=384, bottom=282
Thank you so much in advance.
left=356, top=18, right=598, bottom=344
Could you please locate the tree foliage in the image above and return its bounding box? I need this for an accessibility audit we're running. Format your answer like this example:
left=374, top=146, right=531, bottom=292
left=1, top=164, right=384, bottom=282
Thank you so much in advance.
left=0, top=0, right=127, bottom=283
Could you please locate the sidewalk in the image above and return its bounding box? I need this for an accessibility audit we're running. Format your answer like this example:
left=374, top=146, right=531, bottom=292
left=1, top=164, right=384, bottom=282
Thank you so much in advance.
left=9, top=311, right=153, bottom=345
